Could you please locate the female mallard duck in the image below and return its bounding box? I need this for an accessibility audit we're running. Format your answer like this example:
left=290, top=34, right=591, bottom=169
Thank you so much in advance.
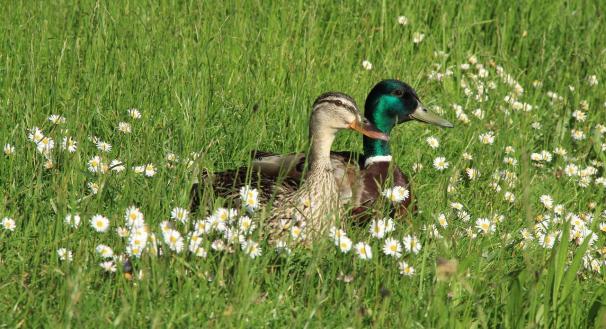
left=191, top=92, right=388, bottom=241
left=242, top=80, right=453, bottom=219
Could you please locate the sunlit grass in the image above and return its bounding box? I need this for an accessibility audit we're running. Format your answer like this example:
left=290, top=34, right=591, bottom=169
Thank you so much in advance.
left=1, top=0, right=605, bottom=327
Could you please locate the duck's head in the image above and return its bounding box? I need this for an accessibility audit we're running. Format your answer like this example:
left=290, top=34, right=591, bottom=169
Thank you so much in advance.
left=311, top=92, right=389, bottom=141
left=364, top=79, right=453, bottom=133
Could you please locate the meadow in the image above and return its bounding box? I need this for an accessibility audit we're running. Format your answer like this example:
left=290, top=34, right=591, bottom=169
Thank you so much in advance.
left=1, top=0, right=606, bottom=327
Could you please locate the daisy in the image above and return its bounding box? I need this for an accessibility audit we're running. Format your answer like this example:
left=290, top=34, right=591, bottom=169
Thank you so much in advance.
left=90, top=215, right=110, bottom=233
left=329, top=226, right=347, bottom=243
left=133, top=165, right=145, bottom=174
left=539, top=195, right=554, bottom=209
left=437, top=213, right=448, bottom=228
left=465, top=168, right=480, bottom=180
left=238, top=216, right=256, bottom=234
left=239, top=186, right=260, bottom=211
left=242, top=240, right=262, bottom=259
left=171, top=207, right=189, bottom=224
left=144, top=163, right=156, bottom=177
left=116, top=226, right=130, bottom=238
left=587, top=75, right=598, bottom=86
left=385, top=218, right=396, bottom=233
left=118, top=122, right=132, bottom=133
left=354, top=242, right=373, bottom=260
left=399, top=261, right=415, bottom=276
left=369, top=219, right=386, bottom=239
left=193, top=246, right=208, bottom=258
left=61, top=137, right=77, bottom=153
left=96, top=141, right=112, bottom=153
left=361, top=60, right=373, bottom=71
left=426, top=136, right=439, bottom=149
left=109, top=160, right=125, bottom=172
left=433, top=156, right=449, bottom=171
left=48, top=114, right=66, bottom=124
left=478, top=131, right=495, bottom=145
left=188, top=233, right=203, bottom=253
left=128, top=108, right=141, bottom=119
left=2, top=217, right=16, bottom=231
left=403, top=235, right=421, bottom=254
left=397, top=15, right=408, bottom=25
left=412, top=32, right=425, bottom=44
left=163, top=229, right=184, bottom=253
left=64, top=213, right=81, bottom=228
left=571, top=129, right=586, bottom=141
left=57, top=248, right=73, bottom=262
left=88, top=182, right=99, bottom=195
left=337, top=236, right=352, bottom=253
left=450, top=202, right=464, bottom=210
left=95, top=244, right=114, bottom=258
left=538, top=232, right=556, bottom=249
left=475, top=218, right=495, bottom=235
left=412, top=162, right=423, bottom=173
left=290, top=225, right=304, bottom=240
left=36, top=136, right=54, bottom=154
left=3, top=144, right=15, bottom=156
left=382, top=238, right=402, bottom=258
left=99, top=261, right=117, bottom=273
left=382, top=186, right=409, bottom=202
left=504, top=191, right=516, bottom=203
left=88, top=156, right=102, bottom=173
left=125, top=206, right=144, bottom=229
left=28, top=127, right=44, bottom=143
left=572, top=110, right=587, bottom=122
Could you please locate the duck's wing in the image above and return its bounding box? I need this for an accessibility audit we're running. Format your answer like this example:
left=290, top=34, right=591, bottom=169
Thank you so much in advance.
left=189, top=161, right=301, bottom=213
left=351, top=162, right=414, bottom=221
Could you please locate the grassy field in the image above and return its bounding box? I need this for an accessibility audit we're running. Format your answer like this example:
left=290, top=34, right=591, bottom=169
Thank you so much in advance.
left=1, top=0, right=606, bottom=327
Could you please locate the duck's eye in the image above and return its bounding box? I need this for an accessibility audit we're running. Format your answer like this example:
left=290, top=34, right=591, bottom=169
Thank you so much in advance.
left=334, top=100, right=343, bottom=106
left=392, top=90, right=404, bottom=97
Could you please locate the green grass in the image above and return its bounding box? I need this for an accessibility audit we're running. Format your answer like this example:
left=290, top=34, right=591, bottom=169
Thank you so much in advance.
left=1, top=0, right=606, bottom=327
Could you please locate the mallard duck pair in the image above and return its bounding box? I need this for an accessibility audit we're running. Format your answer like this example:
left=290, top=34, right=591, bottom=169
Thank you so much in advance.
left=191, top=80, right=453, bottom=242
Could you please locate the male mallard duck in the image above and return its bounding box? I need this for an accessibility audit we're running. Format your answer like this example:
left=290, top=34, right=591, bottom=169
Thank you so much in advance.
left=244, top=80, right=453, bottom=219
left=191, top=92, right=388, bottom=241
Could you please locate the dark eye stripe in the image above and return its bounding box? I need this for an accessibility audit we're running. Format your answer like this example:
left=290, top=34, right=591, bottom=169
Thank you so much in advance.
left=314, top=99, right=358, bottom=113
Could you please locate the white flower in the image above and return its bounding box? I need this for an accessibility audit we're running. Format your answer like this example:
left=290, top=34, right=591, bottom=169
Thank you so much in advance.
left=504, top=191, right=515, bottom=203
left=362, top=60, right=373, bottom=71
left=571, top=129, right=585, bottom=141
left=110, top=160, right=125, bottom=172
left=95, top=244, right=114, bottom=259
left=540, top=195, right=553, bottom=209
left=538, top=232, right=556, bottom=249
left=412, top=32, right=425, bottom=44
left=90, top=215, right=110, bottom=233
left=330, top=226, right=347, bottom=243
left=354, top=242, right=373, bottom=260
left=118, top=122, right=132, bottom=133
left=382, top=238, right=402, bottom=258
left=587, top=75, right=598, bottom=86
left=369, top=219, right=386, bottom=239
left=433, top=156, right=449, bottom=171
left=572, top=110, right=587, bottom=122
left=88, top=182, right=99, bottom=195
left=399, top=261, right=415, bottom=276
left=238, top=216, right=256, bottom=235
left=99, top=261, right=117, bottom=273
left=96, top=141, right=112, bottom=153
left=2, top=217, right=16, bottom=231
left=28, top=127, right=44, bottom=143
left=64, top=214, right=81, bottom=228
left=475, top=218, right=495, bottom=235
left=337, top=236, right=352, bottom=253
left=403, top=235, right=422, bottom=254
left=242, top=239, right=262, bottom=259
left=57, top=248, right=73, bottom=262
left=36, top=136, right=54, bottom=154
left=61, top=137, right=78, bottom=153
left=478, top=131, right=495, bottom=145
left=144, top=163, right=156, bottom=177
left=239, top=186, right=260, bottom=211
left=124, top=206, right=144, bottom=229
left=465, top=168, right=480, bottom=180
left=382, top=186, right=409, bottom=202
left=163, top=229, right=184, bottom=253
left=171, top=207, right=189, bottom=224
left=128, top=108, right=141, bottom=119
left=3, top=144, right=15, bottom=156
left=426, top=136, right=439, bottom=149
left=437, top=213, right=448, bottom=228
left=88, top=156, right=102, bottom=173
left=116, top=226, right=130, bottom=238
left=48, top=114, right=66, bottom=124
left=397, top=15, right=408, bottom=25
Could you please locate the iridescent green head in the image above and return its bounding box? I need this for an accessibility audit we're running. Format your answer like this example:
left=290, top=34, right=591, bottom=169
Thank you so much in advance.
left=363, top=79, right=453, bottom=157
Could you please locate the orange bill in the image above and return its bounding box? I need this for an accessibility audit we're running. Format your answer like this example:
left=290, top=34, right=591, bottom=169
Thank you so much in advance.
left=349, top=118, right=389, bottom=141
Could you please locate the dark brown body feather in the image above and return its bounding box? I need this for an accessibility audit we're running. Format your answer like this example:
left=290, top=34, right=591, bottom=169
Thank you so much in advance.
left=190, top=150, right=414, bottom=222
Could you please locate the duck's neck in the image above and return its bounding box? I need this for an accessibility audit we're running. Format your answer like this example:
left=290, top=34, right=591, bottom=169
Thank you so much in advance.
left=363, top=105, right=396, bottom=160
left=308, top=129, right=336, bottom=172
